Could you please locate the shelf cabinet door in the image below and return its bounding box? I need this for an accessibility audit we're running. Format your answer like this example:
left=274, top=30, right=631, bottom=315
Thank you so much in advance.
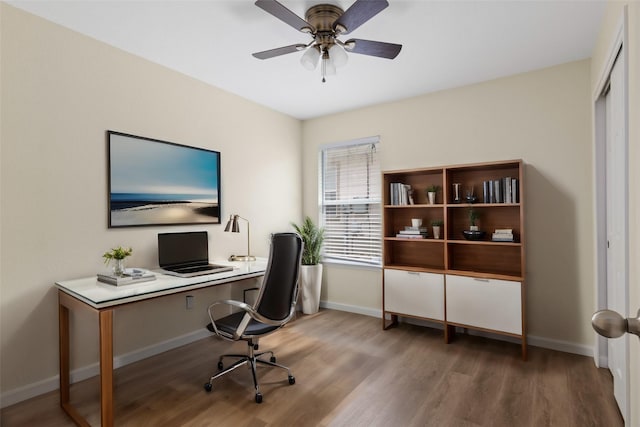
left=445, top=274, right=522, bottom=334
left=384, top=269, right=444, bottom=321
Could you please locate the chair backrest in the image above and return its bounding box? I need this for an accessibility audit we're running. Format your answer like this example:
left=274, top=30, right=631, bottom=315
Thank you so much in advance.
left=255, top=233, right=303, bottom=322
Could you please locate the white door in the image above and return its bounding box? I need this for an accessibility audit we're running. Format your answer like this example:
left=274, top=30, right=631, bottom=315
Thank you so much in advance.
left=604, top=52, right=629, bottom=424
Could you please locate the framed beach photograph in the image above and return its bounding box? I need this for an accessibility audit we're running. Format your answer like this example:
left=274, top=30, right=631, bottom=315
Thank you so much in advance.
left=107, top=131, right=221, bottom=228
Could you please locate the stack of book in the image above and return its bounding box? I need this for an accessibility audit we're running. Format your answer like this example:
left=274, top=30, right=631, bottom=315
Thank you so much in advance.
left=97, top=269, right=156, bottom=286
left=491, top=229, right=515, bottom=242
left=396, top=226, right=429, bottom=239
left=389, top=183, right=414, bottom=205
left=482, top=177, right=519, bottom=204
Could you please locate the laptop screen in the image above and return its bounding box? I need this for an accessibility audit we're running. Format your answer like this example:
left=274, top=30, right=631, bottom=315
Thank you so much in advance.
left=158, top=231, right=208, bottom=268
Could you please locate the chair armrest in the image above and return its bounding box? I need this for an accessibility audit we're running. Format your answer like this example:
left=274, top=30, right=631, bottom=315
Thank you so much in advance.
left=207, top=299, right=287, bottom=340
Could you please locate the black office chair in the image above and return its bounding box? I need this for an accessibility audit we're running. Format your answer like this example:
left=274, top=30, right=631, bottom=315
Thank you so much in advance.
left=204, top=232, right=303, bottom=403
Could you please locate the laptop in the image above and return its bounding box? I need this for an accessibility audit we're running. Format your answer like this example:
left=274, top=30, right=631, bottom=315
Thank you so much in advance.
left=158, top=231, right=233, bottom=277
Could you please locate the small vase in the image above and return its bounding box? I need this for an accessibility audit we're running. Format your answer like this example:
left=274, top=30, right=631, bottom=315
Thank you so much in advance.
left=427, top=192, right=436, bottom=205
left=113, top=259, right=126, bottom=276
left=432, top=226, right=441, bottom=239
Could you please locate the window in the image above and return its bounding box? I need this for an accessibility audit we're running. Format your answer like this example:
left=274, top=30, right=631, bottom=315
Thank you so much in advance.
left=319, top=137, right=381, bottom=266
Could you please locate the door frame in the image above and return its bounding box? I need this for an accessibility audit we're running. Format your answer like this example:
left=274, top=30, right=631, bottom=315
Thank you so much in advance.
left=592, top=5, right=630, bottom=423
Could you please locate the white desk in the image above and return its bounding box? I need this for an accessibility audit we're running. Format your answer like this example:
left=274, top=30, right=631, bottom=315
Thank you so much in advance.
left=56, top=259, right=267, bottom=427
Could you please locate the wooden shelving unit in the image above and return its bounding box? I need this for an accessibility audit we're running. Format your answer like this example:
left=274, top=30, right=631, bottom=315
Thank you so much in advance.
left=382, top=160, right=527, bottom=359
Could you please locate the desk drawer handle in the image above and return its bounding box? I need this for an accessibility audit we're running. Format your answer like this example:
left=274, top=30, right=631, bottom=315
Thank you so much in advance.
left=407, top=272, right=420, bottom=276
left=473, top=278, right=490, bottom=282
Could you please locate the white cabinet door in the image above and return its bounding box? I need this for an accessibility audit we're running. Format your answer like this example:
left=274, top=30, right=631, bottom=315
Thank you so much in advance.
left=384, top=269, right=444, bottom=321
left=446, top=275, right=522, bottom=335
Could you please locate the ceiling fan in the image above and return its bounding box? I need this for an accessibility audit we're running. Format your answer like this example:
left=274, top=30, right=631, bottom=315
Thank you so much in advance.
left=252, top=0, right=402, bottom=82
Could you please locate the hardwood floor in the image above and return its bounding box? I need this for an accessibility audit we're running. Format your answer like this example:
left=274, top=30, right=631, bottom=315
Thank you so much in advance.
left=1, top=309, right=622, bottom=426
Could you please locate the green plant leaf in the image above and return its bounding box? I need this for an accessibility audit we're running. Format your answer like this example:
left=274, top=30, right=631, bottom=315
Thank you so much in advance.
left=291, top=216, right=325, bottom=265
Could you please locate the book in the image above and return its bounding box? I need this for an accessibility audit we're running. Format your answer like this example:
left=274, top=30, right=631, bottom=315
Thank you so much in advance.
left=483, top=181, right=490, bottom=203
left=390, top=182, right=411, bottom=205
left=494, top=228, right=513, bottom=234
left=97, top=269, right=156, bottom=286
left=504, top=177, right=512, bottom=203
left=395, top=234, right=427, bottom=239
left=511, top=178, right=519, bottom=203
left=492, top=229, right=514, bottom=242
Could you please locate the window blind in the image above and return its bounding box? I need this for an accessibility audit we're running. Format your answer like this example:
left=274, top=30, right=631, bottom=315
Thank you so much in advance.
left=320, top=138, right=381, bottom=266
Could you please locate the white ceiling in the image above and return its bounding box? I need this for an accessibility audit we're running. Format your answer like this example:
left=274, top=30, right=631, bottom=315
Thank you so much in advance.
left=9, top=0, right=606, bottom=120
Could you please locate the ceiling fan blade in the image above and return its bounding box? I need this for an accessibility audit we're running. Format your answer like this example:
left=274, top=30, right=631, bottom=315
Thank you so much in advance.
left=255, top=0, right=313, bottom=33
left=252, top=44, right=307, bottom=60
left=344, top=39, right=402, bottom=59
left=334, top=0, right=389, bottom=34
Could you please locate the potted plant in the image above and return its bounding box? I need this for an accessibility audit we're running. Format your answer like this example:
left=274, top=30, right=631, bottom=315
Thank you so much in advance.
left=431, top=219, right=444, bottom=239
left=103, top=246, right=133, bottom=276
left=468, top=209, right=479, bottom=231
left=291, top=216, right=325, bottom=314
left=462, top=209, right=485, bottom=240
left=425, top=184, right=440, bottom=205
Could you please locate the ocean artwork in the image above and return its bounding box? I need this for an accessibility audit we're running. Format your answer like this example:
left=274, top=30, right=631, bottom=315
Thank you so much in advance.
left=108, top=132, right=221, bottom=227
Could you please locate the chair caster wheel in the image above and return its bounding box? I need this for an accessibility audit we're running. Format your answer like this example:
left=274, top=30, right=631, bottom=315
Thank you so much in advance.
left=270, top=356, right=276, bottom=363
left=255, top=393, right=263, bottom=403
left=204, top=383, right=212, bottom=392
left=288, top=375, right=295, bottom=385
left=217, top=361, right=223, bottom=371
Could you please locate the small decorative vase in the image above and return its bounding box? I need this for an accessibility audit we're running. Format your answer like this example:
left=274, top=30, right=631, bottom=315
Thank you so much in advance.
left=113, top=258, right=126, bottom=276
left=469, top=225, right=479, bottom=232
left=427, top=192, right=436, bottom=205
left=433, top=226, right=441, bottom=239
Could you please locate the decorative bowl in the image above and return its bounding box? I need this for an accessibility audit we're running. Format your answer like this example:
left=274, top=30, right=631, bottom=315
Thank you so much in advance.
left=462, top=230, right=486, bottom=241
left=465, top=195, right=478, bottom=203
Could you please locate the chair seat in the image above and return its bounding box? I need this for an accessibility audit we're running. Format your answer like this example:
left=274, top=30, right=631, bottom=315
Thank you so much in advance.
left=207, top=311, right=280, bottom=337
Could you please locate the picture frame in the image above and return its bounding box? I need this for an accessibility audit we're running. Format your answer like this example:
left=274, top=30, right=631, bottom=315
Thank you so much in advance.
left=107, top=131, right=221, bottom=228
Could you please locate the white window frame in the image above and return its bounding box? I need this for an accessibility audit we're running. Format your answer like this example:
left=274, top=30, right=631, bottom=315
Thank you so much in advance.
left=318, top=136, right=382, bottom=267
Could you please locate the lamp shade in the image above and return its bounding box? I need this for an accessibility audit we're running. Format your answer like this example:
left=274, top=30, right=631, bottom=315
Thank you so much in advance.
left=328, top=44, right=348, bottom=68
left=300, top=46, right=320, bottom=70
left=323, top=52, right=336, bottom=76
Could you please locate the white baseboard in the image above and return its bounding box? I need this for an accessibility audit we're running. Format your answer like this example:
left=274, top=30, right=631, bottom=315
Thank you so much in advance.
left=0, top=328, right=211, bottom=409
left=319, top=300, right=381, bottom=318
left=2, top=303, right=594, bottom=408
left=320, top=300, right=594, bottom=357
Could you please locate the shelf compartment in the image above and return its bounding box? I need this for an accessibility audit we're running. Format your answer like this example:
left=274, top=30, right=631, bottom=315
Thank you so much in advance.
left=384, top=239, right=445, bottom=270
left=447, top=243, right=522, bottom=277
left=447, top=205, right=521, bottom=242
left=383, top=206, right=445, bottom=238
left=445, top=160, right=521, bottom=204
left=383, top=168, right=444, bottom=205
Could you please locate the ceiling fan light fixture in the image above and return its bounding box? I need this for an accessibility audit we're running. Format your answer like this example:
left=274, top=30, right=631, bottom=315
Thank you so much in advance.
left=343, top=40, right=356, bottom=51
left=328, top=43, right=348, bottom=68
left=300, top=45, right=321, bottom=70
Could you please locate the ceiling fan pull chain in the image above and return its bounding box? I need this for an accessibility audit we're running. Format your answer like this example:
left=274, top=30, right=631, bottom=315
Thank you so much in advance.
left=322, top=54, right=326, bottom=83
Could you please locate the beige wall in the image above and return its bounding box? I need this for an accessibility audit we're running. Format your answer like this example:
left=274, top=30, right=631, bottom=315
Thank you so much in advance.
left=2, top=0, right=632, bottom=411
left=0, top=4, right=301, bottom=397
left=303, top=60, right=595, bottom=348
left=591, top=2, right=640, bottom=425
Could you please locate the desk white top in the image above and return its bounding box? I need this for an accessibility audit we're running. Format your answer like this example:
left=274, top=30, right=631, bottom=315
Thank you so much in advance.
left=56, top=259, right=268, bottom=309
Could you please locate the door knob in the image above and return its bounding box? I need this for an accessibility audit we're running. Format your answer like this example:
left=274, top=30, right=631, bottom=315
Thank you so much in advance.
left=591, top=309, right=640, bottom=338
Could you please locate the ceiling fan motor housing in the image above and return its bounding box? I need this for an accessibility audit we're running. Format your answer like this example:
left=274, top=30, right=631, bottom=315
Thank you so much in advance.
left=305, top=4, right=345, bottom=50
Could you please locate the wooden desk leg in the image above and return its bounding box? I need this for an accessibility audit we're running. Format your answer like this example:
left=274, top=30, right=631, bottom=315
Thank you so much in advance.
left=99, top=309, right=114, bottom=427
left=59, top=300, right=71, bottom=407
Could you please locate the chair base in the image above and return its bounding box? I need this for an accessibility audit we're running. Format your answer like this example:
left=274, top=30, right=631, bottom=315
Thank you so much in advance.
left=204, top=341, right=295, bottom=403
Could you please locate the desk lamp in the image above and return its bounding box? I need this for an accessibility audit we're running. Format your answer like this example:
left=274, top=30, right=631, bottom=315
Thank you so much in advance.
left=224, top=214, right=256, bottom=261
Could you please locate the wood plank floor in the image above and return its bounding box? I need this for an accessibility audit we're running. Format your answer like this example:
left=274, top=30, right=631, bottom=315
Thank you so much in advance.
left=1, top=309, right=622, bottom=426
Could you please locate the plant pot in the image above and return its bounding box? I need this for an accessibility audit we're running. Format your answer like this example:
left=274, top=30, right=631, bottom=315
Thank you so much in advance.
left=300, top=264, right=323, bottom=314
left=113, top=259, right=126, bottom=276
left=427, top=192, right=436, bottom=204
left=432, top=226, right=441, bottom=239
